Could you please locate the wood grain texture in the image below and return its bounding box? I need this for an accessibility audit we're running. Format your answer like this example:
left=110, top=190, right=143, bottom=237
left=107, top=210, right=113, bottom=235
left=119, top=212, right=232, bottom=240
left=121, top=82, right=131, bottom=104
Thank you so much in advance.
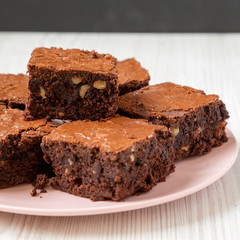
left=0, top=33, right=239, bottom=240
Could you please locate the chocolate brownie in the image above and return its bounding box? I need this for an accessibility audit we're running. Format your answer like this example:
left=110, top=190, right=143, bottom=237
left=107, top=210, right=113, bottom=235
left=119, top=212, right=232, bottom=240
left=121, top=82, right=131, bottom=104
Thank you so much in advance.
left=0, top=105, right=6, bottom=114
left=0, top=109, right=55, bottom=189
left=41, top=115, right=175, bottom=201
left=0, top=74, right=28, bottom=110
left=119, top=82, right=229, bottom=160
left=117, top=58, right=150, bottom=95
left=25, top=47, right=119, bottom=121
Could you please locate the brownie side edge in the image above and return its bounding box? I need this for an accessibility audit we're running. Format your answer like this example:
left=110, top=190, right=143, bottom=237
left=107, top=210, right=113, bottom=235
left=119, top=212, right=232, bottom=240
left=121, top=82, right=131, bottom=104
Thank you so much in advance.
left=0, top=128, right=53, bottom=189
left=41, top=128, right=175, bottom=201
left=119, top=79, right=150, bottom=96
left=119, top=98, right=229, bottom=160
left=25, top=65, right=119, bottom=121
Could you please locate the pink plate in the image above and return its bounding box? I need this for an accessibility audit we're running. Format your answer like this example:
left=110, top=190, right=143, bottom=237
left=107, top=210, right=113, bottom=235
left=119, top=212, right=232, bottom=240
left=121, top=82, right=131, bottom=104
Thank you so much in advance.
left=0, top=128, right=238, bottom=216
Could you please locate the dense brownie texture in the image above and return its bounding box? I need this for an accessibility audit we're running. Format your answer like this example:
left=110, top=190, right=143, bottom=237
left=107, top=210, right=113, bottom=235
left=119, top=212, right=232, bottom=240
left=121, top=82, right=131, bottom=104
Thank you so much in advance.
left=119, top=83, right=229, bottom=160
left=41, top=116, right=175, bottom=201
left=0, top=109, right=55, bottom=189
left=0, top=74, right=28, bottom=110
left=25, top=47, right=119, bottom=121
left=117, top=58, right=150, bottom=95
left=0, top=105, right=6, bottom=114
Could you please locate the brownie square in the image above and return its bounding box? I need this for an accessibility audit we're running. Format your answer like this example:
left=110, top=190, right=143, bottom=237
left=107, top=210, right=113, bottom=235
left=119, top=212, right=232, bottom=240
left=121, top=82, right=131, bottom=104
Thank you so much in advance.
left=119, top=82, right=229, bottom=160
left=0, top=74, right=28, bottom=110
left=41, top=115, right=175, bottom=201
left=0, top=109, right=55, bottom=189
left=117, top=58, right=150, bottom=95
left=25, top=47, right=119, bottom=121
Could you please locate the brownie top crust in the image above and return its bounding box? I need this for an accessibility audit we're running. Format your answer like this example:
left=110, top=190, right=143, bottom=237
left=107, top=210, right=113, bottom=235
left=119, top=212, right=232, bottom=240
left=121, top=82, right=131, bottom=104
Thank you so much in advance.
left=28, top=47, right=117, bottom=75
left=117, top=58, right=150, bottom=85
left=0, top=74, right=28, bottom=103
left=44, top=115, right=166, bottom=152
left=119, top=82, right=222, bottom=118
left=0, top=109, right=54, bottom=140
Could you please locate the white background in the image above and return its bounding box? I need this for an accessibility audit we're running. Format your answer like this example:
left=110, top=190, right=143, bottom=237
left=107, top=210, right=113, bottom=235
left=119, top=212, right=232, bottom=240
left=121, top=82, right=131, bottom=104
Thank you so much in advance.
left=0, top=33, right=239, bottom=240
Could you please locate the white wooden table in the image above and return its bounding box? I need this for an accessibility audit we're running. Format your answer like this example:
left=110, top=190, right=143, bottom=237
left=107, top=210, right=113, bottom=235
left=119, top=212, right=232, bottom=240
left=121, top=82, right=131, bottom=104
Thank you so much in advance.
left=0, top=33, right=239, bottom=240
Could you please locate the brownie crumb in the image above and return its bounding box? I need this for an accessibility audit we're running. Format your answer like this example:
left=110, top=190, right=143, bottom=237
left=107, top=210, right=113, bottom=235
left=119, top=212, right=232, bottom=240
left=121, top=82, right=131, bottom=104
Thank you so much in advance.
left=30, top=187, right=37, bottom=197
left=30, top=174, right=49, bottom=197
left=32, top=174, right=49, bottom=189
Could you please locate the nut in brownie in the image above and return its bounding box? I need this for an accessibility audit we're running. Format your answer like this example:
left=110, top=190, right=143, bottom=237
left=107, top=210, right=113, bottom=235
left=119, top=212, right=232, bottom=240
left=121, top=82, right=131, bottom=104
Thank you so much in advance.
left=119, top=82, right=229, bottom=160
left=41, top=115, right=175, bottom=201
left=25, top=47, right=119, bottom=121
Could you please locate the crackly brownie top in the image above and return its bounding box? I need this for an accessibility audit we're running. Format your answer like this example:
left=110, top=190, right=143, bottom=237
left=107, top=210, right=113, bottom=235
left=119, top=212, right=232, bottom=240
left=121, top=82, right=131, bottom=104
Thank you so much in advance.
left=0, top=74, right=28, bottom=103
left=0, top=109, right=54, bottom=140
left=117, top=58, right=150, bottom=85
left=119, top=82, right=220, bottom=118
left=28, top=47, right=117, bottom=75
left=44, top=115, right=166, bottom=152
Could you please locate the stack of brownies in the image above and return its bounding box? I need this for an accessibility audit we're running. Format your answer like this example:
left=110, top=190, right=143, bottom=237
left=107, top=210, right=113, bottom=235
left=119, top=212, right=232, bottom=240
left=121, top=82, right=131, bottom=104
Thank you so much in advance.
left=0, top=47, right=229, bottom=201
